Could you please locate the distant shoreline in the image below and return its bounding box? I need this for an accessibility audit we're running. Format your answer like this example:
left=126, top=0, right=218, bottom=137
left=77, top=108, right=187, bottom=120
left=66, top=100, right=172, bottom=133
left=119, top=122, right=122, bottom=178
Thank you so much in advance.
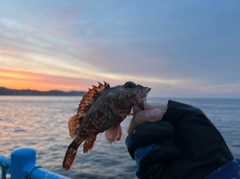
left=0, top=87, right=85, bottom=96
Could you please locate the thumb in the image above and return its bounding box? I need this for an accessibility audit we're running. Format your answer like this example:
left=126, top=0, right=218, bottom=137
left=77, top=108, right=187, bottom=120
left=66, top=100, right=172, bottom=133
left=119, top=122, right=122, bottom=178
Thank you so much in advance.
left=145, top=108, right=163, bottom=121
left=133, top=102, right=156, bottom=114
left=143, top=102, right=157, bottom=110
left=127, top=108, right=163, bottom=134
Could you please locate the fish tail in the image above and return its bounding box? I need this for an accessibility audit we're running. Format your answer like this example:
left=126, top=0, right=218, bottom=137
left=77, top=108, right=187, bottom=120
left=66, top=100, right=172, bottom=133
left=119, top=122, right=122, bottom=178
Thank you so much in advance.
left=62, top=136, right=84, bottom=171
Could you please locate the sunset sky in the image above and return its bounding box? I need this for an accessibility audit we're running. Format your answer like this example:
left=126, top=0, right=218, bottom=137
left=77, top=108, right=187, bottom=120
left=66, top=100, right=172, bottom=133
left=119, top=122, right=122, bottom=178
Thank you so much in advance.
left=0, top=1, right=239, bottom=97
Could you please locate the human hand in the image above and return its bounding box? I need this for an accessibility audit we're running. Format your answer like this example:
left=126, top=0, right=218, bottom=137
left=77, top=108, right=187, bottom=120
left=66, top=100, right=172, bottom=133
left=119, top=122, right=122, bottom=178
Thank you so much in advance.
left=125, top=102, right=180, bottom=178
left=127, top=103, right=168, bottom=134
left=126, top=100, right=234, bottom=179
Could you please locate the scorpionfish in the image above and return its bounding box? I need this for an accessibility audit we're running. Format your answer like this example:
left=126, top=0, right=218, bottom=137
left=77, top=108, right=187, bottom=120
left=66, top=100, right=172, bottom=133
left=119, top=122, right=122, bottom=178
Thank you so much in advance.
left=62, top=81, right=151, bottom=171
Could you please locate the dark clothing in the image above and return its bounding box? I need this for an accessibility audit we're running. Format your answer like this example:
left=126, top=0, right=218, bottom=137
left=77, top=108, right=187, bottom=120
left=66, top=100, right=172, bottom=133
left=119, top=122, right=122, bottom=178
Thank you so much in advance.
left=204, top=158, right=240, bottom=179
left=126, top=100, right=234, bottom=179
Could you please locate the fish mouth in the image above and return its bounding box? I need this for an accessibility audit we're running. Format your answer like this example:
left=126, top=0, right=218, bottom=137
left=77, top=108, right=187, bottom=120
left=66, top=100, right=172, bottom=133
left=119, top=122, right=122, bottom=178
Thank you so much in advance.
left=131, top=87, right=151, bottom=110
left=131, top=98, right=145, bottom=110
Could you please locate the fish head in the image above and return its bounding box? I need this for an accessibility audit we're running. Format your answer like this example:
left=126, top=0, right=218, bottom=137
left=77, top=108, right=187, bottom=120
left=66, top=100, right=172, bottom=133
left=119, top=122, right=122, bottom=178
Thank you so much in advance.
left=108, top=81, right=151, bottom=111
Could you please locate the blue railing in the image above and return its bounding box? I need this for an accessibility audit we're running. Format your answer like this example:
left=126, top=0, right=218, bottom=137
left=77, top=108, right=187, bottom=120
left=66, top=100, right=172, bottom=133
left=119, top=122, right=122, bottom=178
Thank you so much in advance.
left=0, top=147, right=72, bottom=179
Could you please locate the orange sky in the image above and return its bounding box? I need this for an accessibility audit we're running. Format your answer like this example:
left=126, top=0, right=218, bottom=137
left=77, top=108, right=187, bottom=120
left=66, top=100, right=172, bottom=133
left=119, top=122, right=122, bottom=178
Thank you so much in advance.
left=0, top=1, right=239, bottom=98
left=0, top=68, right=89, bottom=92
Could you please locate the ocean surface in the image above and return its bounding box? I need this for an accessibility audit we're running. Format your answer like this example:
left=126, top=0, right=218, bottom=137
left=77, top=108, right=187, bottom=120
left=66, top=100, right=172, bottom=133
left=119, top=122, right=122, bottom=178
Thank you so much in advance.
left=0, top=96, right=240, bottom=178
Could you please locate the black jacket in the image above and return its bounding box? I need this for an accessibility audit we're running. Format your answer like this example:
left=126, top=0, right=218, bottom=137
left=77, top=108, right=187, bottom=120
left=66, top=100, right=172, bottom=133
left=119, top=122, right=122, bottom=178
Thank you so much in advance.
left=127, top=100, right=234, bottom=179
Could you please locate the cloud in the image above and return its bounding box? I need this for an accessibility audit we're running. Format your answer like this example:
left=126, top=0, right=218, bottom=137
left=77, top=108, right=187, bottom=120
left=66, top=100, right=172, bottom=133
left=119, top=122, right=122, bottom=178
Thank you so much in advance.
left=0, top=1, right=239, bottom=97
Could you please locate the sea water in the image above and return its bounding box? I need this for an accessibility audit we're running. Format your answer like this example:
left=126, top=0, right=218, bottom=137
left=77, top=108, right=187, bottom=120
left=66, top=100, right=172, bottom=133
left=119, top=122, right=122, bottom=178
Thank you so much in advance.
left=0, top=96, right=240, bottom=178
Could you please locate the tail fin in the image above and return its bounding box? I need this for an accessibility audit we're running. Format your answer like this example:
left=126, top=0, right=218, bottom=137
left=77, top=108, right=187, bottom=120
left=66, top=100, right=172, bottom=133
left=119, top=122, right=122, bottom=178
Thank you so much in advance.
left=62, top=137, right=84, bottom=171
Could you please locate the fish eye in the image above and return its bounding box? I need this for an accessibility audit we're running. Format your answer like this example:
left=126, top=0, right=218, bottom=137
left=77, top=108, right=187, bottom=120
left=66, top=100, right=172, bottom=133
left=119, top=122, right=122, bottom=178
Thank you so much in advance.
left=124, top=81, right=136, bottom=88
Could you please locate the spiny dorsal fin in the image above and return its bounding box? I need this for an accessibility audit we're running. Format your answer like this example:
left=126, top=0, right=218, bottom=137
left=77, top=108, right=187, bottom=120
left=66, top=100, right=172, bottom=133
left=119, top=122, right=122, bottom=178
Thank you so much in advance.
left=68, top=81, right=110, bottom=138
left=78, top=81, right=110, bottom=119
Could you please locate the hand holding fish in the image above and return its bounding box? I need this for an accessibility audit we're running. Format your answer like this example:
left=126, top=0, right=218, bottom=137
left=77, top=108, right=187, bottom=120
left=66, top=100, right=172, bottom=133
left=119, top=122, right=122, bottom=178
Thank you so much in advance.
left=127, top=103, right=167, bottom=134
left=126, top=100, right=235, bottom=179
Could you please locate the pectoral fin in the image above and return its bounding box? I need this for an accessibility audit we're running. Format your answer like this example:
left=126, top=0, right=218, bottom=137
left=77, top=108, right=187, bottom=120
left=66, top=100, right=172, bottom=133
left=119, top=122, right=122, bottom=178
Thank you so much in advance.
left=105, top=124, right=122, bottom=144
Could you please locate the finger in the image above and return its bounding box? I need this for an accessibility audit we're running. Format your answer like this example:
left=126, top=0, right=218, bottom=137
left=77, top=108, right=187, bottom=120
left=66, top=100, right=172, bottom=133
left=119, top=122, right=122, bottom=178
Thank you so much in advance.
left=133, top=102, right=156, bottom=114
left=133, top=105, right=142, bottom=114
left=127, top=108, right=163, bottom=134
left=143, top=103, right=157, bottom=110
left=126, top=122, right=177, bottom=159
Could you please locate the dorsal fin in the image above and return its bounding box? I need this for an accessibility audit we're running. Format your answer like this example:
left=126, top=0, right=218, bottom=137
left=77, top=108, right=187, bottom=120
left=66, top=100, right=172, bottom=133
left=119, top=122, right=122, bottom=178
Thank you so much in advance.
left=68, top=81, right=110, bottom=138
left=78, top=81, right=110, bottom=119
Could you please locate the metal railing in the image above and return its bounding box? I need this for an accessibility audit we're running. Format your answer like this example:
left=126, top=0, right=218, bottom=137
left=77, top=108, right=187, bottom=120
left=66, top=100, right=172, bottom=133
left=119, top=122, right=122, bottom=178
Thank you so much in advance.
left=0, top=147, right=72, bottom=179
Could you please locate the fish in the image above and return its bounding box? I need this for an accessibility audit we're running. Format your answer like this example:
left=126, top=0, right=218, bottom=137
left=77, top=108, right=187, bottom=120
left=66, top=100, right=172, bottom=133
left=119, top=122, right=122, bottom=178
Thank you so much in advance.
left=62, top=81, right=151, bottom=171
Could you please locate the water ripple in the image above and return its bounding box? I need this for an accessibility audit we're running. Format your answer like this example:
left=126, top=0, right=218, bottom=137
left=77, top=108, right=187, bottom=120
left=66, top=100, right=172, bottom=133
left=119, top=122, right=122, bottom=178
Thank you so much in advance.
left=0, top=96, right=239, bottom=178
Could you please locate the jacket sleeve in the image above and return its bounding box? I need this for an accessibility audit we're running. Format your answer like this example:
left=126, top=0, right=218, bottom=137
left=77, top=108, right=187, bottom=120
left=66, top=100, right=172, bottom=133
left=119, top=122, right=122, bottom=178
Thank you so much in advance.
left=204, top=158, right=240, bottom=179
left=161, top=100, right=234, bottom=178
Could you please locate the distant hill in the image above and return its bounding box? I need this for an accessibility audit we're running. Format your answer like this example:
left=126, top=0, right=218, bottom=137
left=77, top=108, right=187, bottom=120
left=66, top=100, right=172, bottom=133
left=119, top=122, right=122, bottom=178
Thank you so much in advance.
left=0, top=87, right=85, bottom=96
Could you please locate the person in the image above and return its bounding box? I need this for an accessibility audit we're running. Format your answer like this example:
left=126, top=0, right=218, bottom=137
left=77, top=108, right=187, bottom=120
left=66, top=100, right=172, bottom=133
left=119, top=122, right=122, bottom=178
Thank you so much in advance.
left=126, top=100, right=240, bottom=179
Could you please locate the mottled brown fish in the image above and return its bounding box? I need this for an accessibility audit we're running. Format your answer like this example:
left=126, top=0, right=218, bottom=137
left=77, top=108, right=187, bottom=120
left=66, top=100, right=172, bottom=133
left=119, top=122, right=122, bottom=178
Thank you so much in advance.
left=62, top=81, right=151, bottom=171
